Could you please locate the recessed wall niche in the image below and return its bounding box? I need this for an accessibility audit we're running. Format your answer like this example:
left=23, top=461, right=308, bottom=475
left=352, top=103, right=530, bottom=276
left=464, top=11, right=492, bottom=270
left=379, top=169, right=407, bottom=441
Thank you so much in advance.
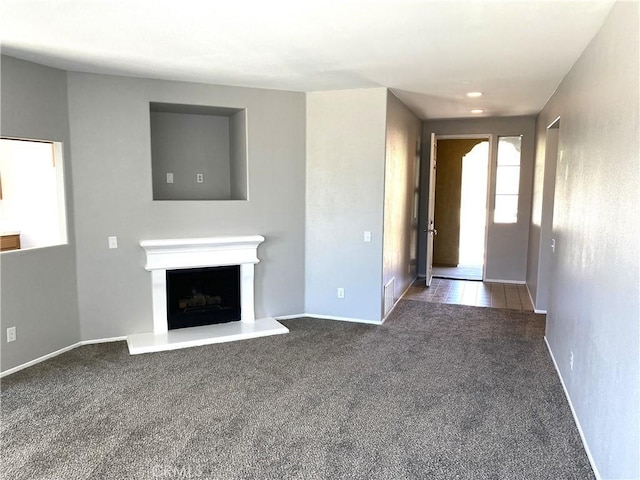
left=150, top=102, right=247, bottom=201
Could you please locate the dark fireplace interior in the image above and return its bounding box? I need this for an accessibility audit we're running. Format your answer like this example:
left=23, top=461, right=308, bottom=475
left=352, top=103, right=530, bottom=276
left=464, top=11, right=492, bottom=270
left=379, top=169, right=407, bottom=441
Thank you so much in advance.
left=166, top=265, right=241, bottom=330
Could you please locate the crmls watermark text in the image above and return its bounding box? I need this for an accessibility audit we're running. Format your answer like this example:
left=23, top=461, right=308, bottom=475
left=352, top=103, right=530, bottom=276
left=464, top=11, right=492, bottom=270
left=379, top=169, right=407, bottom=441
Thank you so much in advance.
left=151, top=464, right=204, bottom=479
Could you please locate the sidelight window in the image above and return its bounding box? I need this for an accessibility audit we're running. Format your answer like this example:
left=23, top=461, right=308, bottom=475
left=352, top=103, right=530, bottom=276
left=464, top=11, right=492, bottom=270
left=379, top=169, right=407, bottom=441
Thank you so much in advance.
left=494, top=136, right=522, bottom=224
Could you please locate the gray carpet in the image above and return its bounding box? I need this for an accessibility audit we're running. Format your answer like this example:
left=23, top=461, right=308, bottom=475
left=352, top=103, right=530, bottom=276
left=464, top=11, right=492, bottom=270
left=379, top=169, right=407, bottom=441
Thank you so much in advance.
left=1, top=301, right=594, bottom=479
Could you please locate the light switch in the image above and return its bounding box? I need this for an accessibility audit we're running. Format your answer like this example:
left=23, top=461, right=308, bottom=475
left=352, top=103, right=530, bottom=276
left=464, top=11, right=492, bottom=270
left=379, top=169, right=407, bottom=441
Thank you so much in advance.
left=364, top=231, right=372, bottom=242
left=108, top=236, right=118, bottom=249
left=166, top=173, right=174, bottom=184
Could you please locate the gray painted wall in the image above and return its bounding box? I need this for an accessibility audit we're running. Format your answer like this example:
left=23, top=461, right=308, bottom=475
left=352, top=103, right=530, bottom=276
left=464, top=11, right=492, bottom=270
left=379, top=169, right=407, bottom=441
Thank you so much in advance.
left=419, top=116, right=536, bottom=282
left=0, top=56, right=81, bottom=372
left=66, top=72, right=306, bottom=339
left=535, top=3, right=639, bottom=478
left=150, top=111, right=232, bottom=200
left=383, top=92, right=422, bottom=309
left=527, top=122, right=559, bottom=312
left=229, top=110, right=248, bottom=200
left=306, top=88, right=387, bottom=322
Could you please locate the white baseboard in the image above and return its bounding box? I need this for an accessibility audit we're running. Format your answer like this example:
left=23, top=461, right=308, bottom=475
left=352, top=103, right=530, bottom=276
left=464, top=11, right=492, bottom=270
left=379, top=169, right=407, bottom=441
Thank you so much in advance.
left=386, top=279, right=417, bottom=323
left=525, top=283, right=548, bottom=314
left=0, top=336, right=126, bottom=378
left=279, top=278, right=421, bottom=326
left=484, top=278, right=526, bottom=284
left=276, top=313, right=382, bottom=325
left=544, top=337, right=601, bottom=480
left=382, top=294, right=402, bottom=324
left=80, top=336, right=127, bottom=345
left=274, top=313, right=308, bottom=320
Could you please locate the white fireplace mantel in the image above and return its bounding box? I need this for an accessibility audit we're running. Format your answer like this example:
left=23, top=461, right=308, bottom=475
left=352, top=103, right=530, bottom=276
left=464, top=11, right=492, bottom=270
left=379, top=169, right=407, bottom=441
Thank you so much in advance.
left=127, top=235, right=288, bottom=354
left=140, top=235, right=265, bottom=271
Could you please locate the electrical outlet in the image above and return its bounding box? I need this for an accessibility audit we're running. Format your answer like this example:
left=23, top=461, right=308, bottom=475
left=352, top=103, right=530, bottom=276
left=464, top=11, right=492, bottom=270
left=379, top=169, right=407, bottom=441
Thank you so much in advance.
left=108, top=236, right=118, bottom=249
left=7, top=326, right=16, bottom=343
left=551, top=238, right=556, bottom=253
left=196, top=173, right=204, bottom=183
left=363, top=231, right=372, bottom=242
left=337, top=288, right=345, bottom=299
left=166, top=172, right=174, bottom=184
left=570, top=351, right=574, bottom=371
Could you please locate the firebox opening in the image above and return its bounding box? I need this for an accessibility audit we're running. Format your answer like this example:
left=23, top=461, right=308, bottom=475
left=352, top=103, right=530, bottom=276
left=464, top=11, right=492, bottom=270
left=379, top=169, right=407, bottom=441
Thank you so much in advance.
left=166, top=265, right=241, bottom=330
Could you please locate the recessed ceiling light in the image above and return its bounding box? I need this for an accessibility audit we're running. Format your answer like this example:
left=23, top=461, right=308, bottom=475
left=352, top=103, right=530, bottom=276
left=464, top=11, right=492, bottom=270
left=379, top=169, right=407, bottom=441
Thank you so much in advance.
left=466, top=91, right=483, bottom=98
left=471, top=109, right=484, bottom=114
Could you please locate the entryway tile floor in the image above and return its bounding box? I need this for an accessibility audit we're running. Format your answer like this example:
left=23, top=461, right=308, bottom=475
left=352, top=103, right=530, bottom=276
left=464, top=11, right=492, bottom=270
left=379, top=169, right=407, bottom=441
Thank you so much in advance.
left=432, top=264, right=483, bottom=281
left=404, top=277, right=534, bottom=312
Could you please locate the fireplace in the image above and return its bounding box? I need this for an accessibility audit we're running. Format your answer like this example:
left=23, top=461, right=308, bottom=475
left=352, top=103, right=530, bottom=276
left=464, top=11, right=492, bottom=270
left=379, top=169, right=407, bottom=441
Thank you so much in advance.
left=127, top=235, right=289, bottom=354
left=167, top=265, right=241, bottom=329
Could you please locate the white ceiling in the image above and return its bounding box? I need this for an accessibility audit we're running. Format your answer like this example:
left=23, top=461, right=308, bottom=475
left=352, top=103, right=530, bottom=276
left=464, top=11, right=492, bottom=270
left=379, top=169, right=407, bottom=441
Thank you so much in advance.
left=0, top=0, right=615, bottom=119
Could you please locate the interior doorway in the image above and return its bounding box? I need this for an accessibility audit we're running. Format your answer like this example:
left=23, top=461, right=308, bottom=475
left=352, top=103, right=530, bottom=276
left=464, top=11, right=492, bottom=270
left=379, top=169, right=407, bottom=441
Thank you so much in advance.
left=432, top=137, right=490, bottom=281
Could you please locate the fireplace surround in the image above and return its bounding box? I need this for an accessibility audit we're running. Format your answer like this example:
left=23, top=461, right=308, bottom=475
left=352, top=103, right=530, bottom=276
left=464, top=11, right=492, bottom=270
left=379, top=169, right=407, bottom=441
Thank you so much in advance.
left=126, top=235, right=288, bottom=354
left=166, top=265, right=241, bottom=330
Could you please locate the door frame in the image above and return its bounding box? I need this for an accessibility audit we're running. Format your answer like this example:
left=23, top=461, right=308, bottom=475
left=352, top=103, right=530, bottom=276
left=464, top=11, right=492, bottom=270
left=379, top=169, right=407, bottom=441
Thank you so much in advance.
left=426, top=134, right=495, bottom=282
left=425, top=133, right=437, bottom=286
